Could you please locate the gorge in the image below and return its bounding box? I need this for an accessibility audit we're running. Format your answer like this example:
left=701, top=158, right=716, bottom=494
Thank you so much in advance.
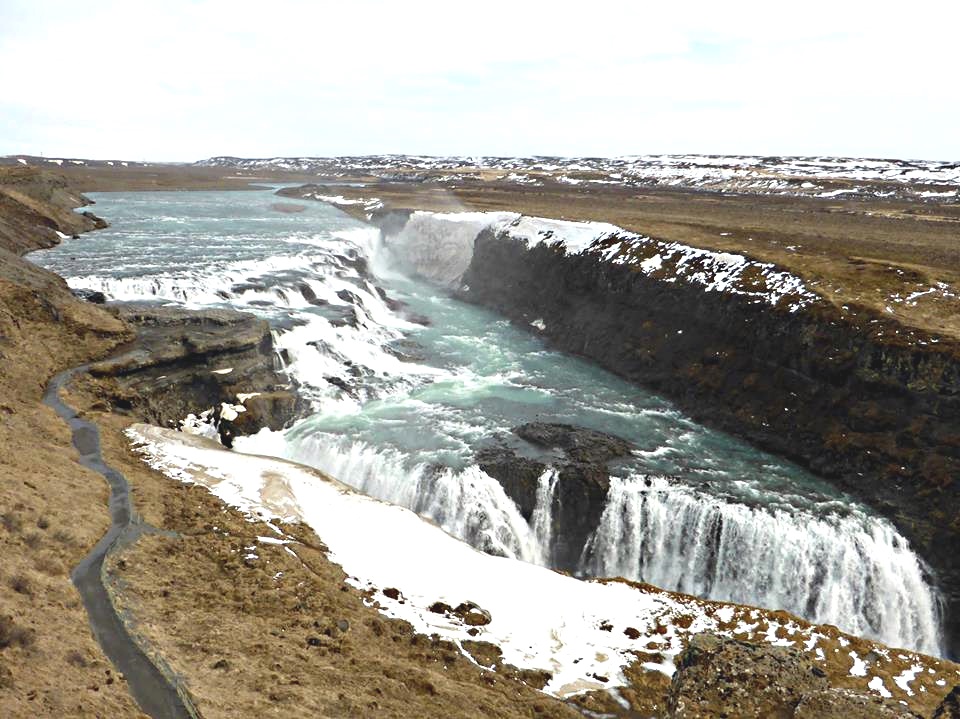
left=31, top=186, right=950, bottom=660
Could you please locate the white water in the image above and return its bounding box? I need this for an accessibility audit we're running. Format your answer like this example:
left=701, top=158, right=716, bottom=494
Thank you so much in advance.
left=30, top=189, right=944, bottom=655
left=584, top=476, right=941, bottom=651
left=261, top=431, right=547, bottom=564
left=130, top=424, right=958, bottom=701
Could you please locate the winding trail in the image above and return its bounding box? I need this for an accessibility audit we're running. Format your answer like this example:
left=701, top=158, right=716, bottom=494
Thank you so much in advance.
left=44, top=365, right=198, bottom=719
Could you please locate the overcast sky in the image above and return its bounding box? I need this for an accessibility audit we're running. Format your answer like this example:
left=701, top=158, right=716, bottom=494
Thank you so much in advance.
left=1, top=0, right=956, bottom=161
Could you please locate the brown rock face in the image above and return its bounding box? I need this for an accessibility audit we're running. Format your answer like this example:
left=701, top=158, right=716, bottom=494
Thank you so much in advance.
left=0, top=165, right=105, bottom=255
left=667, top=634, right=920, bottom=719
left=794, top=689, right=921, bottom=719
left=668, top=633, right=826, bottom=717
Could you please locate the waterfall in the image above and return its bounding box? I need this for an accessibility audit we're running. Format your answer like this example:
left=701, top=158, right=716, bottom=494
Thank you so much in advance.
left=531, top=468, right=559, bottom=559
left=581, top=475, right=943, bottom=655
left=256, top=427, right=944, bottom=654
left=256, top=431, right=548, bottom=564
left=45, top=192, right=946, bottom=658
left=386, top=211, right=517, bottom=285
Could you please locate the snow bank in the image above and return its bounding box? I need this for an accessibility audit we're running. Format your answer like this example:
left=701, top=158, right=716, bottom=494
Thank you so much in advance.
left=125, top=424, right=957, bottom=701
left=307, top=192, right=383, bottom=214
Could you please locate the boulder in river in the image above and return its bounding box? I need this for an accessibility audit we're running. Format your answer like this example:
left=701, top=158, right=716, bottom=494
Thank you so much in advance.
left=477, top=422, right=633, bottom=570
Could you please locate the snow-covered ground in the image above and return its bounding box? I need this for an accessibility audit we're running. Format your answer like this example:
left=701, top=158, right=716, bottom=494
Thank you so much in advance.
left=6, top=153, right=956, bottom=202
left=195, top=154, right=960, bottom=203
left=126, top=424, right=960, bottom=703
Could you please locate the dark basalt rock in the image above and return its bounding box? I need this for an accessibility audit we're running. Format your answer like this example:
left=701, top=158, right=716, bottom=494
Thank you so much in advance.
left=477, top=422, right=633, bottom=570
left=934, top=686, right=960, bottom=719
left=459, top=227, right=960, bottom=656
left=324, top=375, right=354, bottom=394
left=89, top=303, right=301, bottom=441
left=218, top=391, right=299, bottom=447
left=475, top=447, right=546, bottom=521
left=385, top=338, right=426, bottom=363
left=375, top=285, right=405, bottom=312
left=80, top=210, right=108, bottom=229
left=514, top=422, right=632, bottom=465
left=231, top=281, right=267, bottom=294
left=403, top=311, right=432, bottom=327
left=298, top=283, right=321, bottom=305
left=72, top=288, right=107, bottom=304
left=336, top=288, right=363, bottom=306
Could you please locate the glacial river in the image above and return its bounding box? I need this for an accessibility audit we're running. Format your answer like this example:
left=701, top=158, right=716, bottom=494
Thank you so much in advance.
left=31, top=188, right=943, bottom=655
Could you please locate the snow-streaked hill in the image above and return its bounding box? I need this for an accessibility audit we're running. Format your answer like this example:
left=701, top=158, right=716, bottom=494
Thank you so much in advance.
left=196, top=153, right=960, bottom=202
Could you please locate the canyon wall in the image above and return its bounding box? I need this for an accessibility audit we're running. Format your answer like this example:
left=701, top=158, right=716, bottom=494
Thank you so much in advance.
left=376, top=210, right=960, bottom=656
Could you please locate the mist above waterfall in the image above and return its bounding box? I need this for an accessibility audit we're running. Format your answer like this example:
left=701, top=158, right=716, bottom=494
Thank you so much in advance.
left=383, top=210, right=518, bottom=286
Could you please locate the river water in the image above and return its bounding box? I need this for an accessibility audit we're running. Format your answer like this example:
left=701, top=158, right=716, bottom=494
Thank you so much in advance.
left=31, top=187, right=943, bottom=654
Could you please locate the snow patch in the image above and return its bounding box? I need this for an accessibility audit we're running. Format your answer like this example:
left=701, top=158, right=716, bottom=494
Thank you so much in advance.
left=219, top=402, right=245, bottom=422
left=868, top=675, right=893, bottom=698
left=849, top=651, right=868, bottom=677
left=893, top=663, right=923, bottom=696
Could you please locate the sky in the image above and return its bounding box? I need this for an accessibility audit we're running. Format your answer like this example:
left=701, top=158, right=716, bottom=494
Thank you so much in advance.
left=1, top=0, right=957, bottom=161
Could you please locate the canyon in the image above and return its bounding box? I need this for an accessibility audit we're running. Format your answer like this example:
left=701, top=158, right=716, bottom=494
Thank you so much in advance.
left=3, top=158, right=960, bottom=718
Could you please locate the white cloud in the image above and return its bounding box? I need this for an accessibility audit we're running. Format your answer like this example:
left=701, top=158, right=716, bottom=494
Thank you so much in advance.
left=1, top=0, right=957, bottom=159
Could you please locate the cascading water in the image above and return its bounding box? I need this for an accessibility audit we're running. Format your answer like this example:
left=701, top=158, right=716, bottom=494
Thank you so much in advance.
left=30, top=188, right=944, bottom=656
left=531, top=469, right=560, bottom=560
left=583, top=476, right=941, bottom=652
left=257, top=430, right=548, bottom=564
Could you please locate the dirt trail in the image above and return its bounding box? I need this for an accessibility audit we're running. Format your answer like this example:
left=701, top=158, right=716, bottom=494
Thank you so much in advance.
left=43, top=365, right=198, bottom=719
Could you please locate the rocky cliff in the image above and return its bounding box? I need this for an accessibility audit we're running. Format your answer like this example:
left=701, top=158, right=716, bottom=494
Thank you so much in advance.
left=87, top=304, right=301, bottom=447
left=477, top=423, right=632, bottom=570
left=457, top=224, right=960, bottom=654
left=0, top=165, right=106, bottom=255
left=455, top=223, right=960, bottom=654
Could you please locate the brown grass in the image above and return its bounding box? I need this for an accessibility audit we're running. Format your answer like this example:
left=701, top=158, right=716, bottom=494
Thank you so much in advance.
left=0, top=616, right=36, bottom=650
